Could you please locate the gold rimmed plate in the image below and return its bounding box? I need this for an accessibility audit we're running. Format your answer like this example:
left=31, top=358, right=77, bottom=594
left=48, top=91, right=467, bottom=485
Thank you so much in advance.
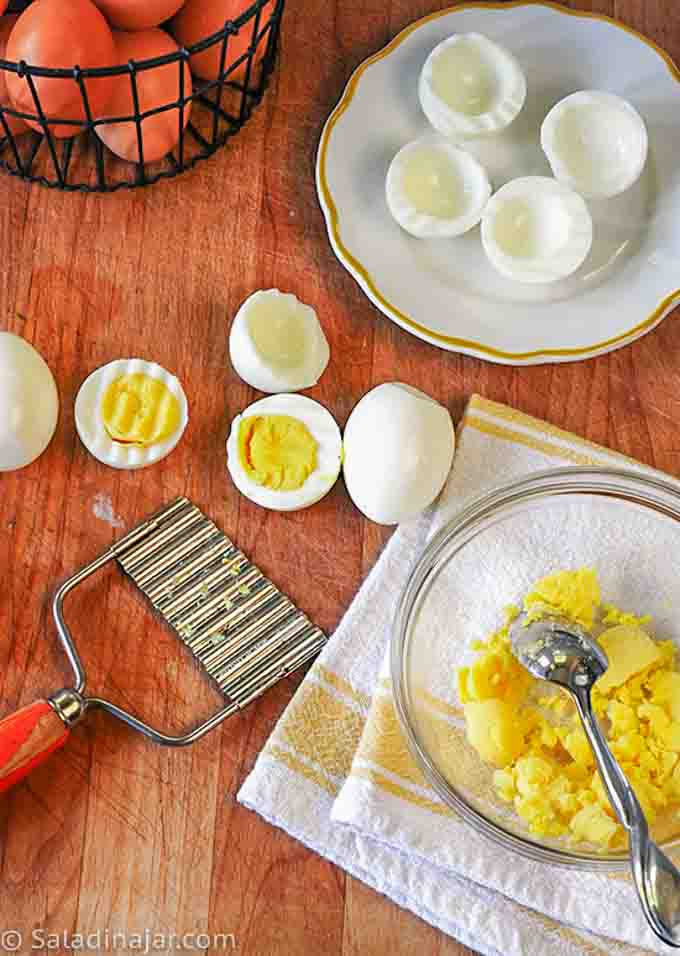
left=316, top=2, right=680, bottom=365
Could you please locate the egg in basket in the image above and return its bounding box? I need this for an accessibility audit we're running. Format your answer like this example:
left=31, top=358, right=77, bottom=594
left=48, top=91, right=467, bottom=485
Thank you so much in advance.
left=0, top=0, right=282, bottom=190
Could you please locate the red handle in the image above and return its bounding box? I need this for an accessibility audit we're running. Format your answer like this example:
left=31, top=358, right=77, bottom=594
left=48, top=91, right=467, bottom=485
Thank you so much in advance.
left=0, top=700, right=69, bottom=793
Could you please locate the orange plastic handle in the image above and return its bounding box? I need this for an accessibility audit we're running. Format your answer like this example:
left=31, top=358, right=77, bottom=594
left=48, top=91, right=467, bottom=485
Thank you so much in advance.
left=0, top=701, right=69, bottom=793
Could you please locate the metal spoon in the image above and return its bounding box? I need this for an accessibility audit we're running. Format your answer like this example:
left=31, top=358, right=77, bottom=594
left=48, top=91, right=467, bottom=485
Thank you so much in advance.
left=510, top=612, right=680, bottom=947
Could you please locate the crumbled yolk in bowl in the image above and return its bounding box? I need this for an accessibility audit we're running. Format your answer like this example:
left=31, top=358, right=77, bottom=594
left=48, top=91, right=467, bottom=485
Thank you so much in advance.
left=101, top=373, right=181, bottom=447
left=458, top=568, right=680, bottom=848
left=238, top=415, right=318, bottom=491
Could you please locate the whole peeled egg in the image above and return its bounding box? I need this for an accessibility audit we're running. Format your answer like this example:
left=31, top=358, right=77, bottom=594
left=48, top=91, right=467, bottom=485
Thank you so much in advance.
left=170, top=0, right=272, bottom=82
left=343, top=383, right=455, bottom=525
left=6, top=0, right=116, bottom=138
left=92, top=0, right=185, bottom=30
left=0, top=333, right=59, bottom=472
left=96, top=29, right=192, bottom=163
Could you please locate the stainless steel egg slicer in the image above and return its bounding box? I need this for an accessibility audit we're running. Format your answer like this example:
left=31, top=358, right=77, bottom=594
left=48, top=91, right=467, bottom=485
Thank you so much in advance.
left=0, top=497, right=326, bottom=793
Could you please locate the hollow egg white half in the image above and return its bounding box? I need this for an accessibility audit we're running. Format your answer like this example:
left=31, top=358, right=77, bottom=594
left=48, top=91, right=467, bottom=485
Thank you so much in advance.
left=541, top=91, right=648, bottom=200
left=386, top=137, right=491, bottom=238
left=229, top=289, right=330, bottom=393
left=481, top=176, right=593, bottom=284
left=343, top=383, right=455, bottom=525
left=226, top=394, right=342, bottom=512
left=419, top=33, right=526, bottom=141
left=75, top=358, right=189, bottom=470
left=0, top=332, right=59, bottom=471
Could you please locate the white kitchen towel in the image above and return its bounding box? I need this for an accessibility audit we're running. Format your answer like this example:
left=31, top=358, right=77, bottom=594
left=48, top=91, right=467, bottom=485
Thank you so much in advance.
left=239, top=394, right=679, bottom=956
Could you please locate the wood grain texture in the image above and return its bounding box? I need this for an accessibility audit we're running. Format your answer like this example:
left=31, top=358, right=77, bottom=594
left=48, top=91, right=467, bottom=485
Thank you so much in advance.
left=0, top=1, right=678, bottom=954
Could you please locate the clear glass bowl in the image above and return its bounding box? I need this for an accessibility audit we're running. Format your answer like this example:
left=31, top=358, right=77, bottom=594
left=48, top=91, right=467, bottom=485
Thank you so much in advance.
left=391, top=467, right=680, bottom=871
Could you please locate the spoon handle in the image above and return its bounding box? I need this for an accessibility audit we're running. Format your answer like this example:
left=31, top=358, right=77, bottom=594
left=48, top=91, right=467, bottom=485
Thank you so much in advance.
left=573, top=686, right=680, bottom=947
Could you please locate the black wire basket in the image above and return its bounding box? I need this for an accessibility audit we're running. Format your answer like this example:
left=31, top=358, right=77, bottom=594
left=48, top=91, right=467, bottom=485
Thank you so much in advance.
left=0, top=0, right=284, bottom=191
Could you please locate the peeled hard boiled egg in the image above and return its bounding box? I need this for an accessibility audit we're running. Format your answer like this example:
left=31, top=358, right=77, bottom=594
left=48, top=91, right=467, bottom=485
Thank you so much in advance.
left=96, top=29, right=192, bottom=163
left=481, top=176, right=592, bottom=284
left=6, top=0, right=116, bottom=139
left=419, top=33, right=526, bottom=141
left=343, top=383, right=454, bottom=526
left=229, top=289, right=330, bottom=394
left=75, top=358, right=189, bottom=470
left=541, top=90, right=648, bottom=199
left=0, top=332, right=59, bottom=472
left=227, top=394, right=342, bottom=512
left=92, top=0, right=185, bottom=30
left=386, top=137, right=491, bottom=238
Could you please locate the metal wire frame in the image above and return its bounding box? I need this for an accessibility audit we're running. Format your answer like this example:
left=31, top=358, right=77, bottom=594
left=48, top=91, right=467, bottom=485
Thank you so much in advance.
left=0, top=0, right=284, bottom=191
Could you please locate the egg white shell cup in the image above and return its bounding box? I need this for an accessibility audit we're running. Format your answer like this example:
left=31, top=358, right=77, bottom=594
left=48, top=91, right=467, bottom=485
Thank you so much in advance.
left=541, top=90, right=648, bottom=200
left=229, top=289, right=330, bottom=394
left=342, top=383, right=455, bottom=526
left=226, top=394, right=342, bottom=512
left=0, top=332, right=59, bottom=472
left=419, top=33, right=526, bottom=141
left=481, top=176, right=593, bottom=285
left=75, top=358, right=189, bottom=470
left=385, top=138, right=491, bottom=238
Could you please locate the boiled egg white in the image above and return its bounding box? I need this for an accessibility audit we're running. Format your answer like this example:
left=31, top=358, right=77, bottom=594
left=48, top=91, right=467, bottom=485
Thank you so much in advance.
left=75, top=358, right=188, bottom=470
left=342, top=383, right=454, bottom=526
left=419, top=33, right=526, bottom=141
left=226, top=394, right=342, bottom=512
left=229, top=289, right=330, bottom=394
left=386, top=137, right=491, bottom=238
left=481, top=176, right=593, bottom=284
left=541, top=91, right=648, bottom=200
left=0, top=332, right=59, bottom=471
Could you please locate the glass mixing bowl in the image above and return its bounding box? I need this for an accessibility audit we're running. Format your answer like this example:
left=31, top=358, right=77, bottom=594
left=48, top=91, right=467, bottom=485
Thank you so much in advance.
left=391, top=467, right=680, bottom=871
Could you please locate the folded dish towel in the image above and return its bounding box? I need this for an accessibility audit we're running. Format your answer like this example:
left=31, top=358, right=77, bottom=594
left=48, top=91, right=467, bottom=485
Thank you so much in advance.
left=239, top=394, right=678, bottom=956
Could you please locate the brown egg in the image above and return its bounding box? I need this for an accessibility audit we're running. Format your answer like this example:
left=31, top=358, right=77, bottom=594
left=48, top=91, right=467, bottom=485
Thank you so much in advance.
left=92, top=0, right=186, bottom=31
left=0, top=16, right=28, bottom=138
left=6, top=0, right=115, bottom=139
left=170, top=0, right=272, bottom=83
left=96, top=29, right=192, bottom=163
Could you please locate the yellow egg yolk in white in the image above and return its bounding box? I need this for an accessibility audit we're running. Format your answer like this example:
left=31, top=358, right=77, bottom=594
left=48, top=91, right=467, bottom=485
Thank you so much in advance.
left=101, top=373, right=181, bottom=447
left=459, top=568, right=680, bottom=849
left=237, top=415, right=318, bottom=492
left=226, top=394, right=342, bottom=513
left=402, top=147, right=462, bottom=219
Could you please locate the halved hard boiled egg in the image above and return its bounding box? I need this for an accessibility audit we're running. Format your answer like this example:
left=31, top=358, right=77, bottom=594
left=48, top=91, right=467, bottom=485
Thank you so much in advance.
left=419, top=33, right=526, bottom=141
left=227, top=394, right=342, bottom=512
left=386, top=138, right=491, bottom=238
left=481, top=176, right=593, bottom=284
left=75, top=358, right=188, bottom=470
left=0, top=332, right=59, bottom=472
left=342, top=383, right=454, bottom=526
left=541, top=90, right=648, bottom=200
left=229, top=289, right=330, bottom=394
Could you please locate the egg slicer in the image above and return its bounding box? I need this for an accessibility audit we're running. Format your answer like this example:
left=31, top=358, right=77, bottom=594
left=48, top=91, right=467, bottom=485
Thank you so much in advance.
left=0, top=497, right=327, bottom=794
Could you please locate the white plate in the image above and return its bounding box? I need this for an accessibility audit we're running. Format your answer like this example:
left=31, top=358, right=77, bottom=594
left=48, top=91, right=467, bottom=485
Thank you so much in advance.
left=316, top=2, right=680, bottom=365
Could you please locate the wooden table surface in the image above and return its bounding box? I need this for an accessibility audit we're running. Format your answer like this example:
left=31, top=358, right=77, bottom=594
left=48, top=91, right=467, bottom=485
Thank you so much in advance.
left=1, top=1, right=679, bottom=954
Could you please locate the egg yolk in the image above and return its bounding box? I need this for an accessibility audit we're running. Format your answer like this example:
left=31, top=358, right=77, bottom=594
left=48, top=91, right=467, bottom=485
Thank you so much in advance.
left=238, top=415, right=317, bottom=491
left=101, top=373, right=181, bottom=447
left=459, top=568, right=680, bottom=849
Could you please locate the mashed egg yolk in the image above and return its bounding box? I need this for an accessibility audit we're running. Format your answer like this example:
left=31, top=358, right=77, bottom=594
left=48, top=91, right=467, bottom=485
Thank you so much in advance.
left=458, top=568, right=680, bottom=848
left=101, top=373, right=180, bottom=447
left=238, top=415, right=318, bottom=491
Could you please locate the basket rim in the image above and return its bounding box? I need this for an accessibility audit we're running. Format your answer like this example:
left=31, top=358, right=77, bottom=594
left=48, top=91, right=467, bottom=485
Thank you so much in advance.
left=0, top=0, right=273, bottom=79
